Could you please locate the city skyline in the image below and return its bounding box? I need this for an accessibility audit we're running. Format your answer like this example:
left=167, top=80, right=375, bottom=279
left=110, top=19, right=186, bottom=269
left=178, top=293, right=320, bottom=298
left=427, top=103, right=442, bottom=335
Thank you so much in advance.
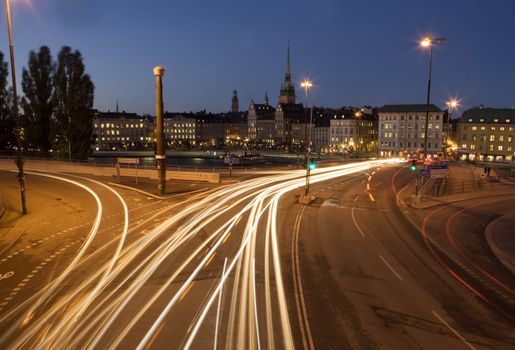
left=3, top=0, right=515, bottom=114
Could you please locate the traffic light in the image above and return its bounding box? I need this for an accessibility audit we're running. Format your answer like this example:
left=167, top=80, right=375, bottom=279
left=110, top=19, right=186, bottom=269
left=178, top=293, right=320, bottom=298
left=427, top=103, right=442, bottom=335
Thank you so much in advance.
left=308, top=158, right=316, bottom=170
left=410, top=159, right=417, bottom=171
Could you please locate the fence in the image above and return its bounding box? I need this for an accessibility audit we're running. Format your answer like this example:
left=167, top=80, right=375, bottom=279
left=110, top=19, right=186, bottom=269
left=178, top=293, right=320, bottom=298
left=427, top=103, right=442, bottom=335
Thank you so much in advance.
left=0, top=159, right=220, bottom=184
left=434, top=179, right=507, bottom=197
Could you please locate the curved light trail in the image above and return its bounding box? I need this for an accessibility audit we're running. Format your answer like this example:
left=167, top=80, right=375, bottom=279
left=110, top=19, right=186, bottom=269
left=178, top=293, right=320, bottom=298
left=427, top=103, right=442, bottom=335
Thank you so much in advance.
left=1, top=159, right=402, bottom=349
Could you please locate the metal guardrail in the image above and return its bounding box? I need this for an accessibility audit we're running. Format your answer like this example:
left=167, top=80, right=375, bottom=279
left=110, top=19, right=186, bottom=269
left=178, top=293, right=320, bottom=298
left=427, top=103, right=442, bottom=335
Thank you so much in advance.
left=438, top=179, right=507, bottom=196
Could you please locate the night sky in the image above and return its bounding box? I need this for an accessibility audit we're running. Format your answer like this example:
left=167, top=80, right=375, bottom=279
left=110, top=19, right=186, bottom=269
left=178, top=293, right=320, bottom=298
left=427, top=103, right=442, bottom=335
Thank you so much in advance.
left=4, top=0, right=515, bottom=115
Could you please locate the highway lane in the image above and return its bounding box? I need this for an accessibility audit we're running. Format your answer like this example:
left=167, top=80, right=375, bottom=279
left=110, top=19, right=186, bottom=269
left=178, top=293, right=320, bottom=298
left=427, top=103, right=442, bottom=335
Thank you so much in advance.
left=293, top=165, right=515, bottom=349
left=4, top=160, right=511, bottom=349
left=0, top=159, right=401, bottom=349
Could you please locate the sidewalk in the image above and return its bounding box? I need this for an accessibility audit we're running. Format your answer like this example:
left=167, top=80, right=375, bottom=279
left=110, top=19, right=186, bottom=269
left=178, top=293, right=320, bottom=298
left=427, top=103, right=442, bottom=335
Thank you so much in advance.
left=398, top=163, right=515, bottom=276
left=485, top=213, right=515, bottom=275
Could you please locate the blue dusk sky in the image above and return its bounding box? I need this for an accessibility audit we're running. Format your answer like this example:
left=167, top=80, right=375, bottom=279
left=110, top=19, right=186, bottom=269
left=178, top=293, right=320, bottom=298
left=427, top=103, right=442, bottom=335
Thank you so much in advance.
left=3, top=0, right=515, bottom=115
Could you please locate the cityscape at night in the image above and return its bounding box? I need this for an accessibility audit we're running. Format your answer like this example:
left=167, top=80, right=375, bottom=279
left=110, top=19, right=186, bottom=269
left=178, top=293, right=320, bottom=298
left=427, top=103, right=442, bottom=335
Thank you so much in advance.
left=0, top=1, right=514, bottom=349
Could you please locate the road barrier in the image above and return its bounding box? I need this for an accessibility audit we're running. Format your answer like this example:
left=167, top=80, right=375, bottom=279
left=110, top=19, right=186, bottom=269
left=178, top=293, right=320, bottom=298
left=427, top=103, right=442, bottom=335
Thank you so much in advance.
left=0, top=159, right=220, bottom=184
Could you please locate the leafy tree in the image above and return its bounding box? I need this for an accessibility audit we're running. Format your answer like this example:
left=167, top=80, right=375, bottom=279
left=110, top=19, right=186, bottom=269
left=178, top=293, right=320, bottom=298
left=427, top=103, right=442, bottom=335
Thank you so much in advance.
left=21, top=46, right=55, bottom=156
left=54, top=46, right=95, bottom=159
left=0, top=51, right=14, bottom=150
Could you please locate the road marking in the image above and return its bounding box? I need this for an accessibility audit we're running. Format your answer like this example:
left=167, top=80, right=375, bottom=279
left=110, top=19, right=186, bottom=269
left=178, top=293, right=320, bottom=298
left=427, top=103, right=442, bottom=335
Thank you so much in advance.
left=354, top=195, right=359, bottom=203
left=204, top=253, right=216, bottom=268
left=368, top=193, right=376, bottom=202
left=432, top=311, right=477, bottom=350
left=366, top=183, right=370, bottom=191
left=0, top=271, right=14, bottom=280
left=144, top=321, right=165, bottom=350
left=351, top=208, right=366, bottom=237
left=379, top=255, right=402, bottom=280
left=179, top=281, right=195, bottom=302
left=291, top=206, right=315, bottom=350
left=214, top=258, right=227, bottom=350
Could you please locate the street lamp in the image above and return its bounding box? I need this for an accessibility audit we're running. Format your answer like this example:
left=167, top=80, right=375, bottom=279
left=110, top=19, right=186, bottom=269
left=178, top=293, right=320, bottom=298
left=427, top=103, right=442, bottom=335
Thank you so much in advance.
left=300, top=79, right=314, bottom=196
left=153, top=66, right=166, bottom=195
left=420, top=35, right=446, bottom=160
left=445, top=98, right=460, bottom=155
left=5, top=0, right=27, bottom=214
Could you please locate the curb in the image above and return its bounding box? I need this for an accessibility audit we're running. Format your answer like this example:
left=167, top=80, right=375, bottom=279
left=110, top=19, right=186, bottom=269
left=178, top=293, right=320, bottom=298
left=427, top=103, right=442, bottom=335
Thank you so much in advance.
left=405, top=189, right=515, bottom=210
left=107, top=182, right=209, bottom=200
left=0, top=193, right=4, bottom=221
left=484, top=215, right=515, bottom=276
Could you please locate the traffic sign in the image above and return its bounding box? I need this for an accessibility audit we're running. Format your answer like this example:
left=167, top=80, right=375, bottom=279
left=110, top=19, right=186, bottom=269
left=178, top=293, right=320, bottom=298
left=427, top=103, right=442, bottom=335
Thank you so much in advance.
left=420, top=169, right=430, bottom=178
left=429, top=169, right=449, bottom=178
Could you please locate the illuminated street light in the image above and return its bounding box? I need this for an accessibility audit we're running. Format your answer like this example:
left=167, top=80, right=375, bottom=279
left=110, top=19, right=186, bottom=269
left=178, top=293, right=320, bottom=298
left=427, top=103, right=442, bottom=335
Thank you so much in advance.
left=419, top=35, right=446, bottom=160
left=300, top=79, right=313, bottom=97
left=300, top=79, right=314, bottom=197
left=446, top=98, right=460, bottom=111
left=444, top=97, right=461, bottom=156
left=5, top=0, right=27, bottom=214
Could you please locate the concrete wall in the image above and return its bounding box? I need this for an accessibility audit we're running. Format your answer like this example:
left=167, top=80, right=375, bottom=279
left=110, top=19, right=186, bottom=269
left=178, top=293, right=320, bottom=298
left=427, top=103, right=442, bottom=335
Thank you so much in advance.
left=0, top=159, right=220, bottom=184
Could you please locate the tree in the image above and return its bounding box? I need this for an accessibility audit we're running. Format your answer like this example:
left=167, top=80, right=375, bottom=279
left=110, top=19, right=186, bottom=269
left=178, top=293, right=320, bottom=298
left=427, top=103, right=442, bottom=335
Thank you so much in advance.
left=54, top=46, right=95, bottom=159
left=21, top=46, right=55, bottom=156
left=0, top=51, right=14, bottom=151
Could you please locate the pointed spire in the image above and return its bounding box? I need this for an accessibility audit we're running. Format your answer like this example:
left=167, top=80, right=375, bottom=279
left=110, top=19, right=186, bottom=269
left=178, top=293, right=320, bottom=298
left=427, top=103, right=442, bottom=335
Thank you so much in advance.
left=286, top=40, right=291, bottom=77
left=280, top=41, right=296, bottom=104
left=116, top=99, right=119, bottom=113
left=264, top=92, right=269, bottom=106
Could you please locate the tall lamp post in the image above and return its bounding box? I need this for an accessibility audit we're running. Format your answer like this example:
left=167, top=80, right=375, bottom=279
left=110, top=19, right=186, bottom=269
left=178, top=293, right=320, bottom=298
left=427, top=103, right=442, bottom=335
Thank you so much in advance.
left=6, top=0, right=26, bottom=214
left=445, top=98, right=459, bottom=157
left=420, top=36, right=446, bottom=160
left=301, top=79, right=313, bottom=196
left=153, top=66, right=166, bottom=195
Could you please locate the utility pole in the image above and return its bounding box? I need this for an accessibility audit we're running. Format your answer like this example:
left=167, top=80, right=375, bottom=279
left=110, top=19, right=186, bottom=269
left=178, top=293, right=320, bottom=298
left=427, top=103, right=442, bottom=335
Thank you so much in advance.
left=6, top=0, right=26, bottom=214
left=153, top=66, right=166, bottom=195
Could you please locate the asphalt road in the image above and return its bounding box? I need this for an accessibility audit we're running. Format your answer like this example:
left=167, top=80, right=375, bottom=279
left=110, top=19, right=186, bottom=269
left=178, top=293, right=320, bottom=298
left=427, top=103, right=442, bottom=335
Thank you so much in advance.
left=0, top=161, right=514, bottom=349
left=288, top=165, right=515, bottom=349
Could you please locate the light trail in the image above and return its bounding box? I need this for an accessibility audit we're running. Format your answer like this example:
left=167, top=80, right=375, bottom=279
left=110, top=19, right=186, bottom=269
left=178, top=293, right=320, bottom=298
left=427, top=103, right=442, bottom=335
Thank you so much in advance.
left=1, top=159, right=402, bottom=349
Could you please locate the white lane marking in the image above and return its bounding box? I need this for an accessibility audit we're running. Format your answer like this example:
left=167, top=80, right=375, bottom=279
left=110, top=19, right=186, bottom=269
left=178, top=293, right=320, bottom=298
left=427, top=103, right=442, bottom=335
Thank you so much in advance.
left=379, top=255, right=403, bottom=280
left=351, top=208, right=366, bottom=237
left=214, top=257, right=227, bottom=350
left=292, top=206, right=315, bottom=350
left=432, top=311, right=477, bottom=350
left=252, top=258, right=262, bottom=350
left=353, top=195, right=359, bottom=203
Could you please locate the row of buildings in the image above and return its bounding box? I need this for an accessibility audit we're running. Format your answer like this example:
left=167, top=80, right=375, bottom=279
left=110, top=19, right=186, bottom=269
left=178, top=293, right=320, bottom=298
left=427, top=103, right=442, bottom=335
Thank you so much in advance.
left=92, top=47, right=515, bottom=162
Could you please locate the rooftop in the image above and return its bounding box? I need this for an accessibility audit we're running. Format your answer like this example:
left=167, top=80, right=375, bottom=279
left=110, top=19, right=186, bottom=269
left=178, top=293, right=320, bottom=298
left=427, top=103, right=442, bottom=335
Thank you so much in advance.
left=461, top=107, right=515, bottom=124
left=378, top=104, right=442, bottom=113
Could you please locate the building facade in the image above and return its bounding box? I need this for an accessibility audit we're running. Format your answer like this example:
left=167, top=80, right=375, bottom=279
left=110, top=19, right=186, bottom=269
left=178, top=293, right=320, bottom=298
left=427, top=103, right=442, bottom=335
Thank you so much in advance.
left=247, top=98, right=276, bottom=146
left=164, top=113, right=198, bottom=148
left=378, top=104, right=443, bottom=158
left=93, top=112, right=154, bottom=151
left=328, top=109, right=378, bottom=154
left=458, top=107, right=515, bottom=162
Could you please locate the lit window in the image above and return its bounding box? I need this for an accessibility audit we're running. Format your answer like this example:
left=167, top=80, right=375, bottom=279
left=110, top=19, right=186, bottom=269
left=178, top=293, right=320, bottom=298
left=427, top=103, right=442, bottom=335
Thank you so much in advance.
left=490, top=135, right=495, bottom=142
left=498, top=145, right=503, bottom=151
left=472, top=126, right=477, bottom=130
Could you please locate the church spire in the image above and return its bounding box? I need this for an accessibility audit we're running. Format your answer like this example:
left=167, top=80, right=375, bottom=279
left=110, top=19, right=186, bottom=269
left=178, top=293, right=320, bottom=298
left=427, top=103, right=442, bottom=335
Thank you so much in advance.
left=279, top=41, right=296, bottom=104
left=286, top=41, right=291, bottom=77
